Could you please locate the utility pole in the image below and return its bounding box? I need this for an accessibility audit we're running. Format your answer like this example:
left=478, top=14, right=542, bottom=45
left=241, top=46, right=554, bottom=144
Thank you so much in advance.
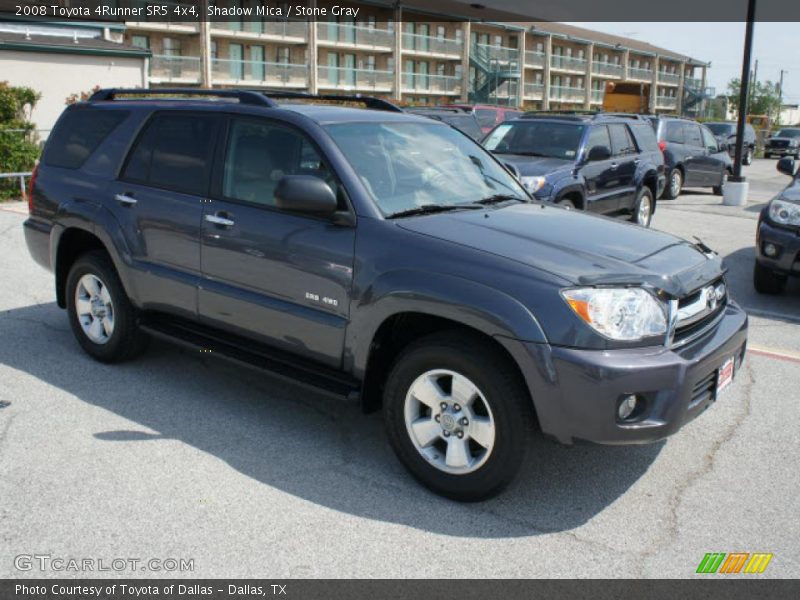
left=749, top=58, right=759, bottom=111
left=778, top=69, right=787, bottom=125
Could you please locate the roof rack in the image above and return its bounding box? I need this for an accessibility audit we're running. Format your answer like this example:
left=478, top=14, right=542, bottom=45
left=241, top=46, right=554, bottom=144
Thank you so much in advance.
left=523, top=110, right=599, bottom=116
left=405, top=106, right=468, bottom=113
left=89, top=88, right=403, bottom=113
left=89, top=88, right=276, bottom=107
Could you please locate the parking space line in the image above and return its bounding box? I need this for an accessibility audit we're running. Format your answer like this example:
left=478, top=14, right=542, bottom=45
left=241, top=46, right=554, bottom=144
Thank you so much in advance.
left=748, top=344, right=800, bottom=365
left=0, top=205, right=28, bottom=215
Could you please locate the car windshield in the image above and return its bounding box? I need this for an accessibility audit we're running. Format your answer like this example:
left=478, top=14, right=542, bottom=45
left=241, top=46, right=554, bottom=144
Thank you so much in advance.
left=775, top=129, right=800, bottom=138
left=706, top=123, right=735, bottom=136
left=324, top=121, right=528, bottom=216
left=483, top=121, right=586, bottom=160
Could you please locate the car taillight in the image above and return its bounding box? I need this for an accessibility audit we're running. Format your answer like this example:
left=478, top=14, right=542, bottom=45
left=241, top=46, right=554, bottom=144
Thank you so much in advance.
left=27, top=163, right=39, bottom=214
left=658, top=141, right=667, bottom=153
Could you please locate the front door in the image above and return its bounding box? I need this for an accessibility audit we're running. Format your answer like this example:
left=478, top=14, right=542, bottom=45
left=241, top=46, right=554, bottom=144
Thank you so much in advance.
left=681, top=122, right=707, bottom=186
left=581, top=124, right=621, bottom=214
left=109, top=111, right=221, bottom=318
left=607, top=123, right=638, bottom=211
left=199, top=116, right=355, bottom=367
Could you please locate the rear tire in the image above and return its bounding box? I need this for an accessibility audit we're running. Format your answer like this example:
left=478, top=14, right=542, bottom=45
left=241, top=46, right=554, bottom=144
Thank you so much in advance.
left=663, top=168, right=682, bottom=199
left=753, top=261, right=787, bottom=295
left=556, top=197, right=576, bottom=209
left=66, top=250, right=148, bottom=363
left=383, top=331, right=530, bottom=501
left=630, top=186, right=654, bottom=227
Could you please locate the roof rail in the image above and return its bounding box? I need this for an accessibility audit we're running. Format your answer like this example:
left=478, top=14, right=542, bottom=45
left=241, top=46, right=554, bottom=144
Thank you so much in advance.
left=89, top=88, right=277, bottom=107
left=523, top=110, right=599, bottom=116
left=259, top=90, right=404, bottom=113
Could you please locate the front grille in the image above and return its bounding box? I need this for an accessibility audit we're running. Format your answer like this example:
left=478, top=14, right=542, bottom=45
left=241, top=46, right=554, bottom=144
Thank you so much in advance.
left=690, top=370, right=717, bottom=406
left=672, top=278, right=727, bottom=346
left=769, top=140, right=789, bottom=148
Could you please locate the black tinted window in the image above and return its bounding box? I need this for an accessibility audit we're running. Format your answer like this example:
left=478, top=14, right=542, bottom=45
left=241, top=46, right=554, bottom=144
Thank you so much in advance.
left=44, top=108, right=128, bottom=169
left=122, top=113, right=218, bottom=196
left=585, top=125, right=611, bottom=153
left=475, top=109, right=498, bottom=128
left=683, top=123, right=703, bottom=147
left=629, top=122, right=660, bottom=152
left=442, top=115, right=483, bottom=141
left=664, top=121, right=684, bottom=144
left=608, top=124, right=636, bottom=156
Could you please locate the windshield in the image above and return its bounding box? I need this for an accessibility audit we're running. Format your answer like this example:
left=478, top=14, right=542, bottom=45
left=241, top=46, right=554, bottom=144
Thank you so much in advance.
left=776, top=129, right=800, bottom=138
left=706, top=123, right=735, bottom=136
left=483, top=121, right=586, bottom=160
left=325, top=121, right=528, bottom=216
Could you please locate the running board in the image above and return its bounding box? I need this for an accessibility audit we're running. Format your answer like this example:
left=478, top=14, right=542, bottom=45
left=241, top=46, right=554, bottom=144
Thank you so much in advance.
left=138, top=316, right=361, bottom=402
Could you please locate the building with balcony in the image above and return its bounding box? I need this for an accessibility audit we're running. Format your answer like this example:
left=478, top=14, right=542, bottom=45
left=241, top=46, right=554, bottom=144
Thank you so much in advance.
left=121, top=1, right=710, bottom=116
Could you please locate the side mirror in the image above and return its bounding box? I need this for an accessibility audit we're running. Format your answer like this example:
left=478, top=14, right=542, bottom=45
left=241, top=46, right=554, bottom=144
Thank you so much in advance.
left=587, top=145, right=612, bottom=162
left=275, top=175, right=338, bottom=217
left=777, top=157, right=797, bottom=177
left=504, top=162, right=521, bottom=178
left=718, top=141, right=728, bottom=152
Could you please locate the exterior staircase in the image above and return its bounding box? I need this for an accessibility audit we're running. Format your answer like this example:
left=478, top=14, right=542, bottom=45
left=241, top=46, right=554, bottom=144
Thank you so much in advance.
left=468, top=43, right=521, bottom=105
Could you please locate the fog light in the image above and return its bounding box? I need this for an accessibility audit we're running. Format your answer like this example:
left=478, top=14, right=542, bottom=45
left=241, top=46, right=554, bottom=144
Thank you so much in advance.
left=763, top=243, right=778, bottom=258
left=618, top=395, right=639, bottom=421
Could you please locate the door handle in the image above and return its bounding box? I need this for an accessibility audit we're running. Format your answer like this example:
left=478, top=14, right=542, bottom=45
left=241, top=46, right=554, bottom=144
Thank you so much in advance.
left=205, top=213, right=235, bottom=227
left=633, top=158, right=641, bottom=164
left=610, top=163, right=618, bottom=170
left=115, top=193, right=137, bottom=206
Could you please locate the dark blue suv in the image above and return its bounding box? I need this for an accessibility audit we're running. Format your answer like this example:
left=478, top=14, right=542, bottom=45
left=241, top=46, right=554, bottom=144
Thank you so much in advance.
left=483, top=112, right=665, bottom=227
left=24, top=89, right=747, bottom=501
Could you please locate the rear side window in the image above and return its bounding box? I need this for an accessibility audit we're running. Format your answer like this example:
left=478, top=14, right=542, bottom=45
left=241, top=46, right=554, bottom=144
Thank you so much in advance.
left=122, top=113, right=218, bottom=196
left=683, top=123, right=703, bottom=147
left=44, top=108, right=128, bottom=169
left=629, top=122, right=660, bottom=152
left=475, top=109, right=498, bottom=128
left=664, top=121, right=684, bottom=144
left=608, top=124, right=637, bottom=156
left=443, top=115, right=483, bottom=141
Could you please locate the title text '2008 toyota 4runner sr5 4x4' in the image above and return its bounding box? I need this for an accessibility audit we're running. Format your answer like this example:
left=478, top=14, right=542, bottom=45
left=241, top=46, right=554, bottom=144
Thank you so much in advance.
left=24, top=89, right=748, bottom=501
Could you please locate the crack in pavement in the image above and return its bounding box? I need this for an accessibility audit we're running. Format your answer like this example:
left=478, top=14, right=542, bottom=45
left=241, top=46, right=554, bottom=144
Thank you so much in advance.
left=636, top=361, right=756, bottom=577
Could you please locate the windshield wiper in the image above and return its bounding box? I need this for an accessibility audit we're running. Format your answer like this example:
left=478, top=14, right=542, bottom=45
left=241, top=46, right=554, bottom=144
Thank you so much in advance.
left=474, top=194, right=527, bottom=206
left=386, top=204, right=482, bottom=219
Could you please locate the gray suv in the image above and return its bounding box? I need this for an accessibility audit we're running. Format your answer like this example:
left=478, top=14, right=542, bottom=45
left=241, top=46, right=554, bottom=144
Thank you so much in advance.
left=24, top=89, right=748, bottom=501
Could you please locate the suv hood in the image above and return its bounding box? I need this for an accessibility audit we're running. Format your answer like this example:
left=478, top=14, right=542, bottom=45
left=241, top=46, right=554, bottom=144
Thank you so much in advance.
left=397, top=203, right=722, bottom=297
left=496, top=154, right=574, bottom=178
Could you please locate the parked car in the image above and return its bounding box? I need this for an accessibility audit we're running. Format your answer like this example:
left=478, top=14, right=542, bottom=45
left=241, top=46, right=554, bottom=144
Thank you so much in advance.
left=764, top=127, right=800, bottom=159
left=404, top=106, right=483, bottom=141
left=24, top=89, right=748, bottom=501
left=645, top=116, right=733, bottom=199
left=754, top=157, right=800, bottom=294
left=705, top=121, right=756, bottom=165
left=441, top=103, right=523, bottom=135
left=483, top=112, right=665, bottom=227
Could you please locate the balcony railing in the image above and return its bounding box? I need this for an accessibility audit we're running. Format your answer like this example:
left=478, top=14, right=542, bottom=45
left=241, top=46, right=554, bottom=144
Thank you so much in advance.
left=149, top=55, right=202, bottom=83
left=210, top=20, right=308, bottom=40
left=656, top=96, right=678, bottom=109
left=524, top=50, right=546, bottom=68
left=550, top=55, right=587, bottom=72
left=592, top=61, right=624, bottom=78
left=658, top=71, right=680, bottom=85
left=685, top=77, right=703, bottom=89
left=317, top=66, right=393, bottom=91
left=628, top=67, right=653, bottom=81
left=402, top=33, right=462, bottom=57
left=549, top=86, right=586, bottom=102
left=401, top=73, right=461, bottom=94
left=590, top=89, right=605, bottom=103
left=317, top=22, right=394, bottom=49
left=474, top=43, right=521, bottom=66
left=523, top=82, right=544, bottom=99
left=211, top=58, right=309, bottom=86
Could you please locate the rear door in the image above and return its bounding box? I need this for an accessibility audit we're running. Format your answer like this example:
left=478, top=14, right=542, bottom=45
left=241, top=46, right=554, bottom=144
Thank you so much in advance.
left=109, top=111, right=220, bottom=318
left=580, top=124, right=619, bottom=214
left=700, top=124, right=728, bottom=185
left=607, top=123, right=639, bottom=211
left=681, top=122, right=708, bottom=186
left=198, top=115, right=355, bottom=368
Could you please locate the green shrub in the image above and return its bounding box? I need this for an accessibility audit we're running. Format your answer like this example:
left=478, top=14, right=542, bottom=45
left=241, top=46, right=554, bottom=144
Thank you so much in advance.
left=0, top=82, right=41, bottom=200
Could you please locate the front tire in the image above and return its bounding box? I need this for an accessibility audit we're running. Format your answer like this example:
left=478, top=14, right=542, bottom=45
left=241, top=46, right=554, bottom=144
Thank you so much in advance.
left=663, top=168, right=683, bottom=199
left=753, top=261, right=787, bottom=295
left=66, top=250, right=148, bottom=363
left=630, top=186, right=654, bottom=227
left=713, top=170, right=729, bottom=196
left=383, top=332, right=530, bottom=501
left=743, top=147, right=754, bottom=165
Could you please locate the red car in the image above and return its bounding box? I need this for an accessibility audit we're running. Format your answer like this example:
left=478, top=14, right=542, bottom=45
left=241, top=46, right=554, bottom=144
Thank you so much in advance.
left=441, top=104, right=523, bottom=135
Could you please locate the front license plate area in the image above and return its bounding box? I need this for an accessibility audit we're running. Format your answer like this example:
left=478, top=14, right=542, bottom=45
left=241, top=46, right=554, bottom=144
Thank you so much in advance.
left=716, top=356, right=735, bottom=397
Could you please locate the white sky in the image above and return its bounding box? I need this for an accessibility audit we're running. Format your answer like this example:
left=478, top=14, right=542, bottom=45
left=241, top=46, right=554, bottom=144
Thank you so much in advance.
left=568, top=22, right=799, bottom=105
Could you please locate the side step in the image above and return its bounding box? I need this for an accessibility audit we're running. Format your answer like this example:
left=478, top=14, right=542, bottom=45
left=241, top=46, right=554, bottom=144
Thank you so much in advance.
left=139, top=316, right=361, bottom=402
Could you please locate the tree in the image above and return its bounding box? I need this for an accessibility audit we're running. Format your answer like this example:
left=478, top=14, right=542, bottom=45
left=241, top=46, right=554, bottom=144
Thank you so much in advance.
left=726, top=78, right=782, bottom=120
left=0, top=82, right=41, bottom=200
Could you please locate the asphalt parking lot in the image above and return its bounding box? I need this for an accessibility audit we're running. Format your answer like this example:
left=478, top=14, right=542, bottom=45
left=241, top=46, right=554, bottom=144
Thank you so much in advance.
left=0, top=158, right=798, bottom=579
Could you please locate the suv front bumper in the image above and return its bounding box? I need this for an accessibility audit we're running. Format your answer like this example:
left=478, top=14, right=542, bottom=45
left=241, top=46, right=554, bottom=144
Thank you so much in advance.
left=756, top=217, right=800, bottom=276
left=502, top=301, right=748, bottom=445
left=766, top=145, right=799, bottom=156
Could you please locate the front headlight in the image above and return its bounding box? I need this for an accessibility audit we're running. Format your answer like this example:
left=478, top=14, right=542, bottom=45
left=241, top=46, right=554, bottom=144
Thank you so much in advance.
left=768, top=199, right=800, bottom=226
left=520, top=176, right=547, bottom=193
left=561, top=287, right=668, bottom=341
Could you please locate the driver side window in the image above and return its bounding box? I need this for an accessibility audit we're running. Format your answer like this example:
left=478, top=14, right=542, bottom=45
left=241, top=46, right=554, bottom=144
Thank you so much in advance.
left=222, top=118, right=335, bottom=207
left=701, top=126, right=719, bottom=153
left=585, top=125, right=611, bottom=158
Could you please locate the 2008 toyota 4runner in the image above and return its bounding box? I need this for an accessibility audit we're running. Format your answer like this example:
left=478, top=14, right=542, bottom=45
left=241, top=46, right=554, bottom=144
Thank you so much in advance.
left=24, top=89, right=748, bottom=501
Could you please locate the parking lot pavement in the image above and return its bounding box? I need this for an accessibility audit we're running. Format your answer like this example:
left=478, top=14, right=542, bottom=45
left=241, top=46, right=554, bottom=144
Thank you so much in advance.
left=0, top=162, right=798, bottom=579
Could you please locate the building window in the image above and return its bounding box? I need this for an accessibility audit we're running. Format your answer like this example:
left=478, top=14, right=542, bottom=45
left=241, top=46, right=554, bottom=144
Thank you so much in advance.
left=493, top=35, right=502, bottom=47
left=210, top=40, right=217, bottom=59
left=436, top=63, right=445, bottom=77
left=276, top=46, right=290, bottom=64
left=131, top=35, right=149, bottom=50
left=436, top=26, right=445, bottom=40
left=455, top=29, right=463, bottom=44
left=535, top=41, right=544, bottom=53
left=365, top=55, right=376, bottom=71
left=163, top=37, right=181, bottom=56
left=367, top=15, right=376, bottom=29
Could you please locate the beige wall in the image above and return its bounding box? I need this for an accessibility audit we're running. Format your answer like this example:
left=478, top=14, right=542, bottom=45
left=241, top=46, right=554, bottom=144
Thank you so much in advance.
left=0, top=50, right=146, bottom=135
